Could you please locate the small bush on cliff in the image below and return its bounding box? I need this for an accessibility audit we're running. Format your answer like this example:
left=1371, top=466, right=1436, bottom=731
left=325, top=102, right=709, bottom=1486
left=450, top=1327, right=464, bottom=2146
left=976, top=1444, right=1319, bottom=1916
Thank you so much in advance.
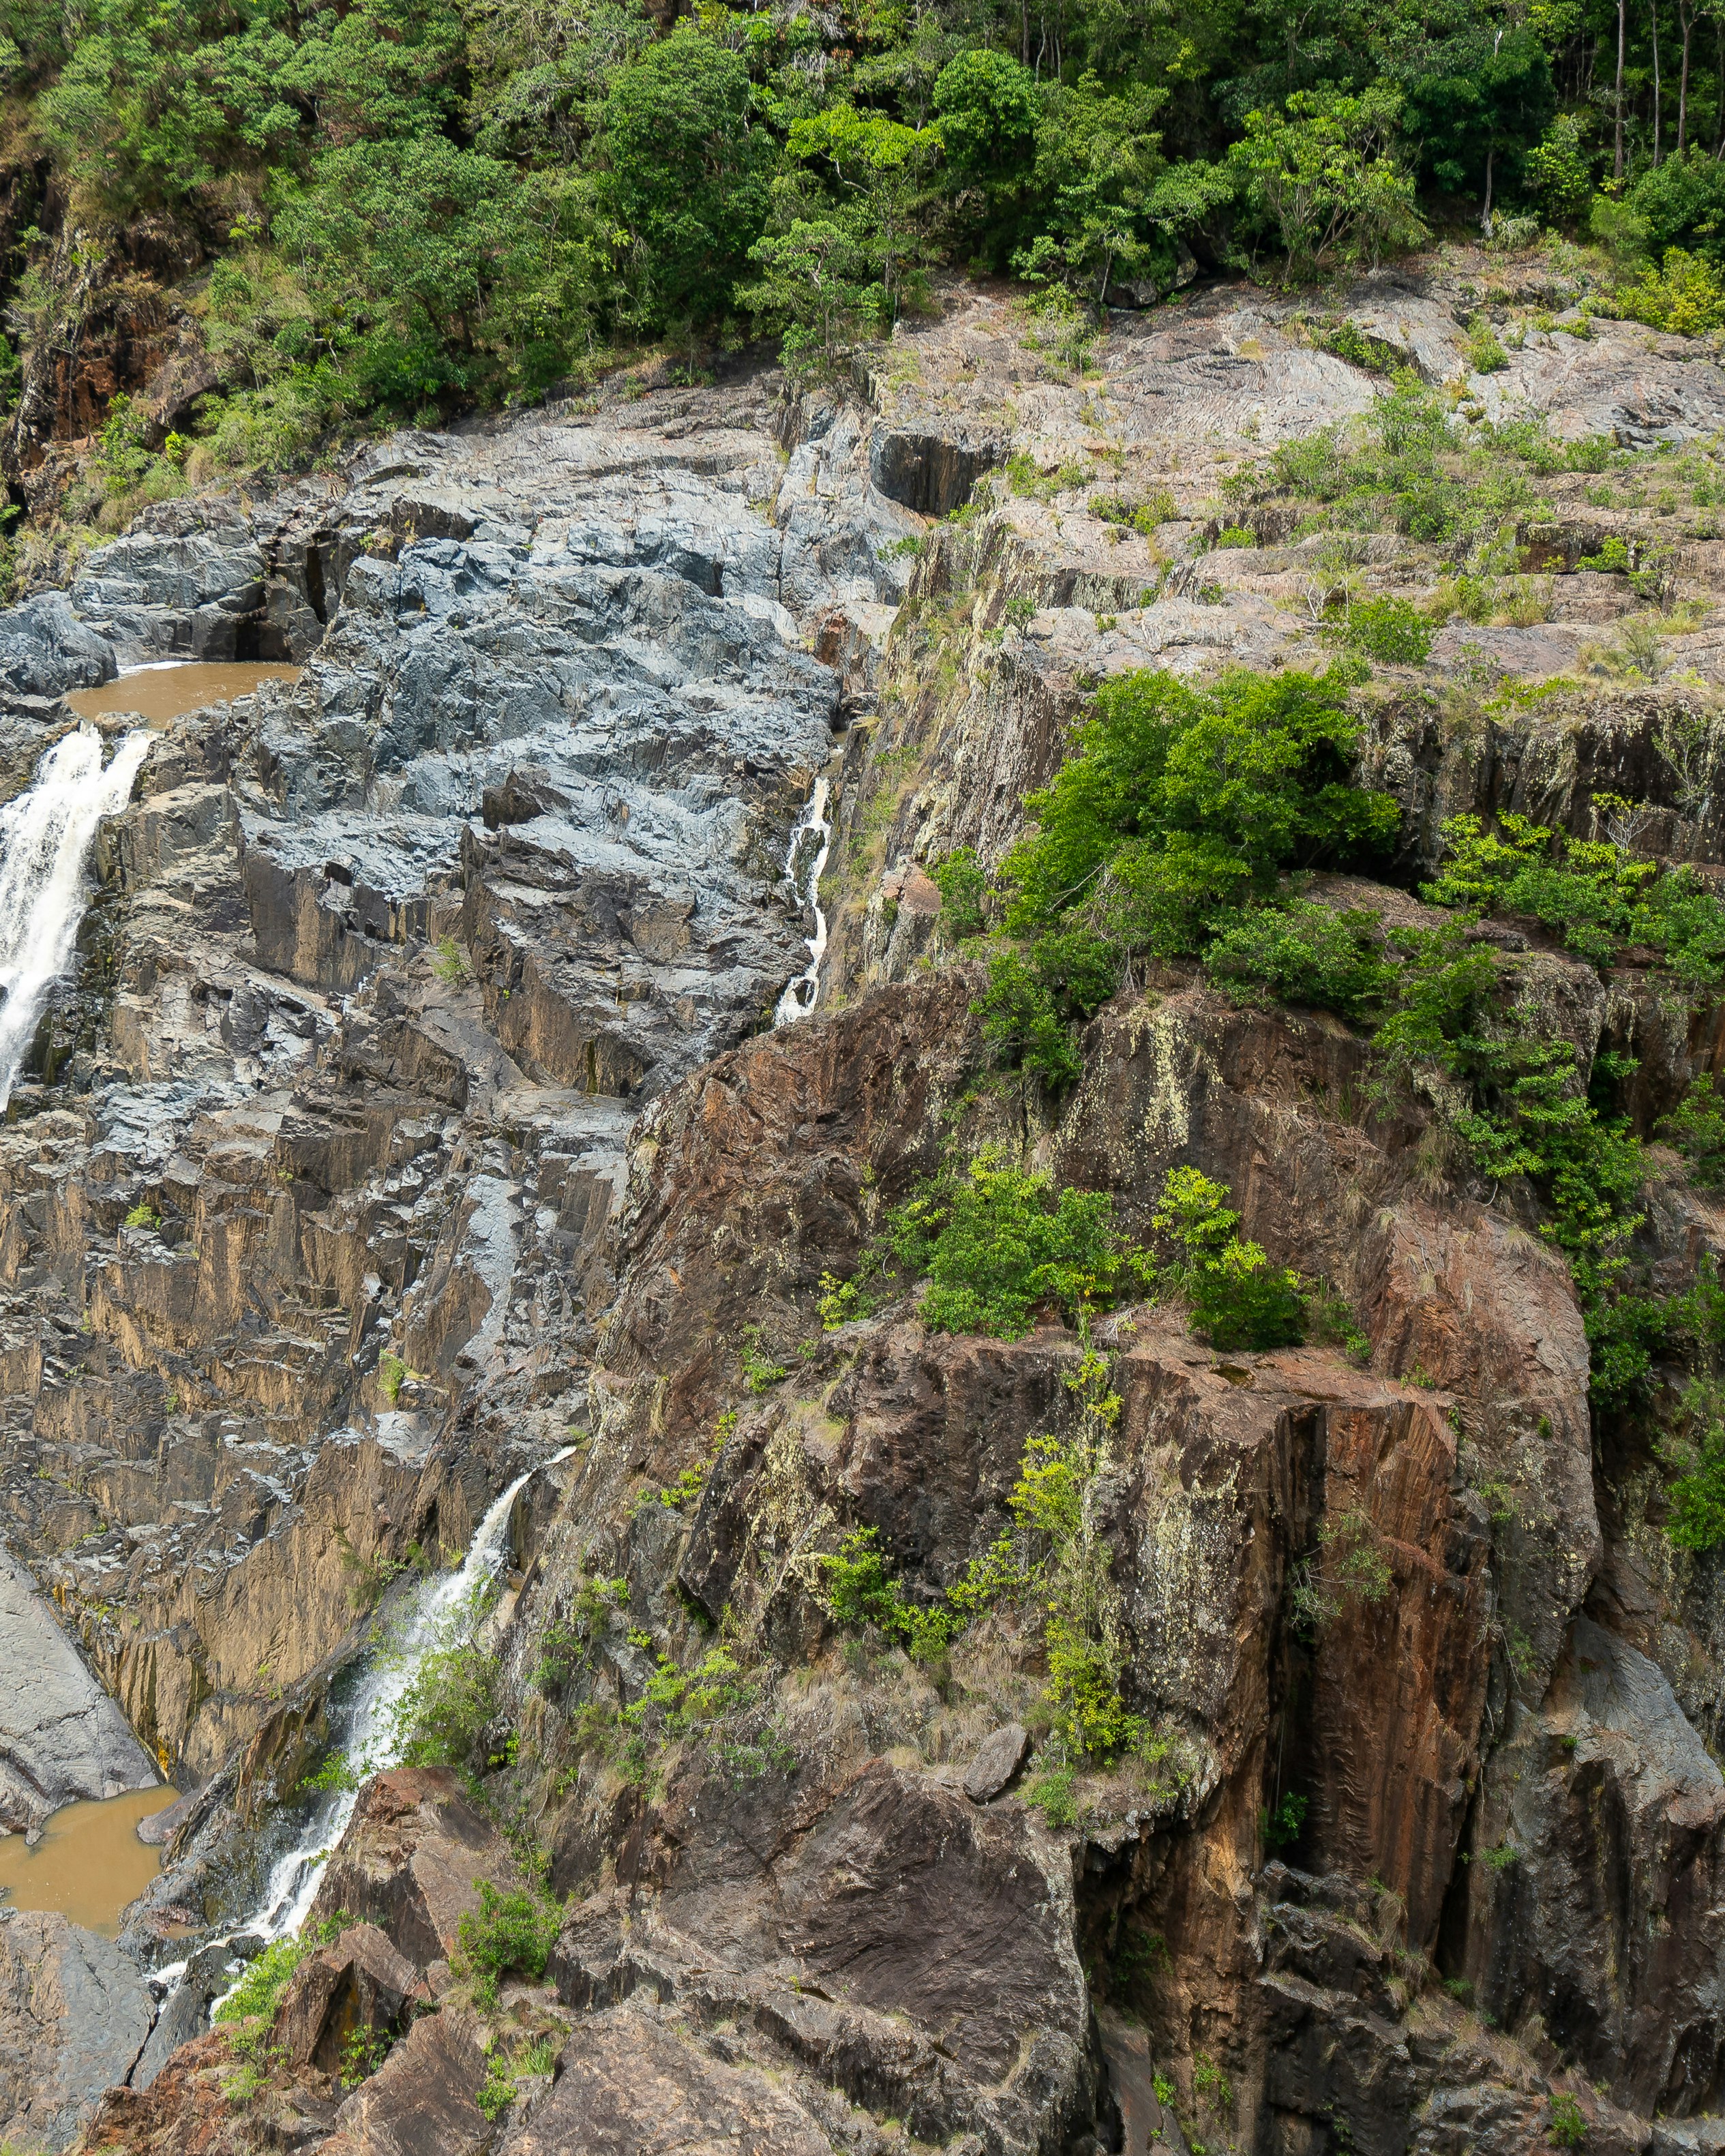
left=455, top=1881, right=563, bottom=2008
left=1662, top=1075, right=1725, bottom=1187
left=820, top=1150, right=1152, bottom=1341
left=1149, top=1167, right=1305, bottom=1352
left=971, top=665, right=1400, bottom=1089
left=385, top=1586, right=500, bottom=1773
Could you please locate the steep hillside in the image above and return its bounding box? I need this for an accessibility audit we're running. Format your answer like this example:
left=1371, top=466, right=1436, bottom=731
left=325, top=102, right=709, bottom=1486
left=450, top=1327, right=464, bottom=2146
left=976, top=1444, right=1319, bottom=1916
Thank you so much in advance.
left=1, top=261, right=1725, bottom=2155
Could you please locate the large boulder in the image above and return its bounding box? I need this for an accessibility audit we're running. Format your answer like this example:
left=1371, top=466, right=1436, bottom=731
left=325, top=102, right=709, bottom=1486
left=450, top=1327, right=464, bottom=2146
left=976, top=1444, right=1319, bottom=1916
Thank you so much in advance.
left=307, top=1767, right=527, bottom=1969
left=0, top=1544, right=160, bottom=1831
left=273, top=1920, right=430, bottom=2074
left=0, top=1910, right=153, bottom=2151
left=0, top=591, right=117, bottom=701
left=550, top=1756, right=1098, bottom=2154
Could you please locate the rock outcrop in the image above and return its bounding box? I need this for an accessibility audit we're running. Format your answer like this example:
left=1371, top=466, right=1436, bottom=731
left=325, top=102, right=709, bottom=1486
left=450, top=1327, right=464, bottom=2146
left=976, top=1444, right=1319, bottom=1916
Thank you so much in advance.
left=0, top=1911, right=153, bottom=2150
left=15, top=254, right=1725, bottom=2156
left=0, top=1543, right=160, bottom=1829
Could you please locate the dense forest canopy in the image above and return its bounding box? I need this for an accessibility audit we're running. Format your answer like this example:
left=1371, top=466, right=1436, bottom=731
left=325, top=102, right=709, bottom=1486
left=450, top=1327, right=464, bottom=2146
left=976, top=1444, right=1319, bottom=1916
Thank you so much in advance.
left=0, top=0, right=1720, bottom=469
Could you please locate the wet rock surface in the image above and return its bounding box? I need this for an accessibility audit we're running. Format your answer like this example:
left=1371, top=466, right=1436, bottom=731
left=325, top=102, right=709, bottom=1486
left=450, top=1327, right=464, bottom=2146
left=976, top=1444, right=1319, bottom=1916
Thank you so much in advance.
left=0, top=1543, right=159, bottom=1829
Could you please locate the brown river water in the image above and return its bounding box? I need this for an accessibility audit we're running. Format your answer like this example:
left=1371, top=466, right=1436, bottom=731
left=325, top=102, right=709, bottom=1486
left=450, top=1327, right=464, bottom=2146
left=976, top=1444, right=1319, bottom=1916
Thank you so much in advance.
left=67, top=661, right=302, bottom=724
left=0, top=1786, right=179, bottom=1934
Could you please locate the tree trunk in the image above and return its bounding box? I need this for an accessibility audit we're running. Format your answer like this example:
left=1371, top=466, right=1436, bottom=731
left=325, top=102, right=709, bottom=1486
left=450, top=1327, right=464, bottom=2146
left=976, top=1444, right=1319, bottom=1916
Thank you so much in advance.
left=1679, top=0, right=1693, bottom=149
left=1653, top=0, right=1664, bottom=163
left=1482, top=145, right=1495, bottom=234
left=1616, top=0, right=1628, bottom=179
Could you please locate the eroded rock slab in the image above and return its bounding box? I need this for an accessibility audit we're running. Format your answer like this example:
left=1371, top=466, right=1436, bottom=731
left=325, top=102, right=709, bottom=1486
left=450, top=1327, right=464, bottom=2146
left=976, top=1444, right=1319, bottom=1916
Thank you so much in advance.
left=0, top=1909, right=153, bottom=2151
left=0, top=1544, right=158, bottom=1830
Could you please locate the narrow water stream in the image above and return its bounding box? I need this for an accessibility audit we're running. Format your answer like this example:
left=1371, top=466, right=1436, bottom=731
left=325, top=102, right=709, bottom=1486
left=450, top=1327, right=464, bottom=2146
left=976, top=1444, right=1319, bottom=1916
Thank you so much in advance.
left=0, top=1787, right=177, bottom=1935
left=775, top=776, right=833, bottom=1024
left=66, top=661, right=301, bottom=725
left=226, top=1465, right=541, bottom=1966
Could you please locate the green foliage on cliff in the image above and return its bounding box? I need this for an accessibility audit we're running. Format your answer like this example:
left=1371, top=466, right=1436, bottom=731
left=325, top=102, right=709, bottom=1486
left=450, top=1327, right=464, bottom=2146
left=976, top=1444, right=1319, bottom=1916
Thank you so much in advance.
left=1149, top=1167, right=1306, bottom=1351
left=455, top=1881, right=562, bottom=2007
left=818, top=1343, right=1150, bottom=1769
left=819, top=1149, right=1152, bottom=1338
left=973, top=664, right=1397, bottom=1088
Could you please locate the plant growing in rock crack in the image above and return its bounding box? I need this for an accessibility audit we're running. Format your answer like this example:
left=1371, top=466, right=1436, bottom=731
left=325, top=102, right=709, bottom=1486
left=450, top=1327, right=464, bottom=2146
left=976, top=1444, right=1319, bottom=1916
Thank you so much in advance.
left=430, top=935, right=470, bottom=984
left=455, top=1880, right=563, bottom=2008
left=1288, top=1509, right=1393, bottom=1634
left=532, top=1574, right=629, bottom=1694
left=1548, top=2091, right=1588, bottom=2147
left=739, top=1328, right=788, bottom=1394
left=340, top=2026, right=393, bottom=2087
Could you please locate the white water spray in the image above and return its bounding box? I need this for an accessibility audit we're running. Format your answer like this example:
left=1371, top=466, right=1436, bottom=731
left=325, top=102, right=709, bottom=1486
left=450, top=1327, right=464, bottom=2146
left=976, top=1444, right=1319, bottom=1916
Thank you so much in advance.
left=0, top=725, right=151, bottom=1107
left=238, top=1467, right=540, bottom=1949
left=774, top=777, right=832, bottom=1025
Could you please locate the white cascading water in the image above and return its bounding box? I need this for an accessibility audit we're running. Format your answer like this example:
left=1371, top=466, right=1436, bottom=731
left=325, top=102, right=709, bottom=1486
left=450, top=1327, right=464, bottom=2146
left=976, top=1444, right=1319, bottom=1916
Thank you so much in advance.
left=774, top=776, right=832, bottom=1025
left=236, top=1466, right=540, bottom=1952
left=0, top=725, right=152, bottom=1107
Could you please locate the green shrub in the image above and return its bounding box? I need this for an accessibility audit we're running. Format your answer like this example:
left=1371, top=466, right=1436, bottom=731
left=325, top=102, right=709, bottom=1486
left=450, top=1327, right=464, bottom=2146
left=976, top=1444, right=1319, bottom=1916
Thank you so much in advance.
left=1205, top=901, right=1390, bottom=1022
left=1423, top=812, right=1725, bottom=983
left=1608, top=248, right=1725, bottom=335
left=1548, top=2092, right=1587, bottom=2148
left=1333, top=595, right=1434, bottom=665
left=1465, top=318, right=1510, bottom=374
left=1661, top=1075, right=1725, bottom=1186
left=824, top=1150, right=1152, bottom=1341
left=975, top=663, right=1399, bottom=1087
left=455, top=1882, right=562, bottom=2008
left=932, top=846, right=989, bottom=935
left=385, top=1590, right=500, bottom=1771
left=1150, top=1167, right=1304, bottom=1351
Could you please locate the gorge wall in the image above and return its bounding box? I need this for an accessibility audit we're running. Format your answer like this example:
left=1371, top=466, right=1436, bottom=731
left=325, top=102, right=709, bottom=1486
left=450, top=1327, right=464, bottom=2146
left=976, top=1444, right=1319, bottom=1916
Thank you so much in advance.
left=1, top=258, right=1725, bottom=2155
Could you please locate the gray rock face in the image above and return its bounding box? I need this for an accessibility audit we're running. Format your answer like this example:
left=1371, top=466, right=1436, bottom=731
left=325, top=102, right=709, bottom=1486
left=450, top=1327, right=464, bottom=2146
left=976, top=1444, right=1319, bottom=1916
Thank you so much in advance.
left=0, top=1908, right=153, bottom=2149
left=0, top=1543, right=158, bottom=1830
left=0, top=591, right=117, bottom=701
left=70, top=506, right=267, bottom=664
left=963, top=1719, right=1029, bottom=1802
left=1448, top=1615, right=1725, bottom=2114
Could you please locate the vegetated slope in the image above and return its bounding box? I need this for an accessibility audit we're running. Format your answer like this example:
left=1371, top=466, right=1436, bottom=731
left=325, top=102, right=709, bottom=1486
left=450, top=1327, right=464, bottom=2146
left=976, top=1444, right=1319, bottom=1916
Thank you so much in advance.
left=6, top=0, right=1725, bottom=579
left=18, top=266, right=1725, bottom=2154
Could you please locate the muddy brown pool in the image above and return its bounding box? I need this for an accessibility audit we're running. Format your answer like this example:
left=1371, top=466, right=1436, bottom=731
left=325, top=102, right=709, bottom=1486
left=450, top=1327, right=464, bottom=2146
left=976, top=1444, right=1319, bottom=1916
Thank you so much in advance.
left=0, top=1786, right=178, bottom=1934
left=67, top=661, right=302, bottom=725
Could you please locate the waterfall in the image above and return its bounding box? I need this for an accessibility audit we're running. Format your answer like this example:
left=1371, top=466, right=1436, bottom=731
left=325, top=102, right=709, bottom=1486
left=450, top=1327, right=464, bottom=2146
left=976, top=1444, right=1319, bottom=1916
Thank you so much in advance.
left=0, top=725, right=151, bottom=1107
left=234, top=1465, right=542, bottom=1951
left=774, top=777, right=832, bottom=1025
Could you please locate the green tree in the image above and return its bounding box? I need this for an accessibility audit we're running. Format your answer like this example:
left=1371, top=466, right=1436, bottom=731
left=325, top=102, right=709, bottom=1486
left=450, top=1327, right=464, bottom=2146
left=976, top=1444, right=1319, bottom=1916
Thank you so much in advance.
left=1227, top=87, right=1426, bottom=280
left=600, top=26, right=771, bottom=328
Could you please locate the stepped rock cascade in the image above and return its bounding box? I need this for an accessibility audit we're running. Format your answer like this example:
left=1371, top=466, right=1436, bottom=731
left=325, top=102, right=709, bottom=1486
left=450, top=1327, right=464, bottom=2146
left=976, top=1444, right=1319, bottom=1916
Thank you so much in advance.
left=14, top=284, right=1725, bottom=2155
left=0, top=726, right=149, bottom=1105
